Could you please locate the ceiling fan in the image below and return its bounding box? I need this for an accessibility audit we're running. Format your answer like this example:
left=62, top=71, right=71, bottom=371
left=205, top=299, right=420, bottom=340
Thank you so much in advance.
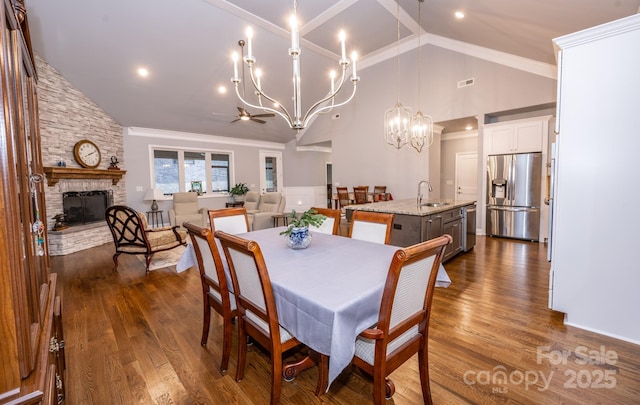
left=230, top=107, right=275, bottom=124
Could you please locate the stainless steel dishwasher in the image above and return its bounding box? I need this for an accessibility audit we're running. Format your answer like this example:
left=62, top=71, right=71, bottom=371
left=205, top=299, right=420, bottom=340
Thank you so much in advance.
left=462, top=204, right=476, bottom=252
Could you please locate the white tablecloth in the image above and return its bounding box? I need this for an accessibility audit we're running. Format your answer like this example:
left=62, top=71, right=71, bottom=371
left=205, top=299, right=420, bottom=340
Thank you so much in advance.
left=177, top=238, right=451, bottom=287
left=177, top=227, right=451, bottom=386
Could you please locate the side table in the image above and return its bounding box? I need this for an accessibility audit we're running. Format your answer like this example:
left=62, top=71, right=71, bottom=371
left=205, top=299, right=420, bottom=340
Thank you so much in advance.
left=146, top=210, right=165, bottom=228
left=226, top=201, right=245, bottom=208
left=272, top=213, right=289, bottom=227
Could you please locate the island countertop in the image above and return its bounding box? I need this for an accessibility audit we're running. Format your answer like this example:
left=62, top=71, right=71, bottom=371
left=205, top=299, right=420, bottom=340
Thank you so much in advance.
left=344, top=199, right=476, bottom=216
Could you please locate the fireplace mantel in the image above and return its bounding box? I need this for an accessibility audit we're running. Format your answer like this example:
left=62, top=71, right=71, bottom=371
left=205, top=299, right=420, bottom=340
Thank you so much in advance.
left=43, top=167, right=126, bottom=186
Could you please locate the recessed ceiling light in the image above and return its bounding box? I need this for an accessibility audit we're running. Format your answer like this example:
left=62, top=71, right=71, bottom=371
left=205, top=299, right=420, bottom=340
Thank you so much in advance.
left=455, top=11, right=465, bottom=19
left=465, top=125, right=473, bottom=131
left=137, top=67, right=149, bottom=77
left=218, top=86, right=227, bottom=94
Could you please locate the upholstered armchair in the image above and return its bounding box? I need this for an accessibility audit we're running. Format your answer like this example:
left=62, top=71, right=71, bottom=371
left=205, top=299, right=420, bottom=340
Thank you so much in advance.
left=105, top=205, right=188, bottom=273
left=168, top=192, right=207, bottom=228
left=243, top=191, right=261, bottom=211
left=248, top=192, right=287, bottom=231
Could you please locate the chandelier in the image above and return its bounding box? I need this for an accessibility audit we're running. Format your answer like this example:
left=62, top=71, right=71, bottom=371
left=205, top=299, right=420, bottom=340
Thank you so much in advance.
left=410, top=0, right=433, bottom=152
left=384, top=0, right=433, bottom=152
left=384, top=0, right=412, bottom=149
left=231, top=0, right=359, bottom=131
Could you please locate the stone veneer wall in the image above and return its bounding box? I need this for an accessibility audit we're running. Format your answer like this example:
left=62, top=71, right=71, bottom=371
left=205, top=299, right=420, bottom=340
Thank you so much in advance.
left=35, top=53, right=126, bottom=255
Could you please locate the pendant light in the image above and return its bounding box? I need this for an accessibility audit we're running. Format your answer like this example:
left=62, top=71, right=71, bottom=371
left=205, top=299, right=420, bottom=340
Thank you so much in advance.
left=384, top=0, right=412, bottom=149
left=411, top=0, right=433, bottom=152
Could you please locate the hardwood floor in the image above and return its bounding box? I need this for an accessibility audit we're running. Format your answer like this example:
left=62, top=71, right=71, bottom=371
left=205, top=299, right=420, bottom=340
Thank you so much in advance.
left=51, top=231, right=640, bottom=404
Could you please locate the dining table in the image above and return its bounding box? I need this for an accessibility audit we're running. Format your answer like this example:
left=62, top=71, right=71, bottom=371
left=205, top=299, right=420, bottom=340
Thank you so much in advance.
left=177, top=227, right=451, bottom=391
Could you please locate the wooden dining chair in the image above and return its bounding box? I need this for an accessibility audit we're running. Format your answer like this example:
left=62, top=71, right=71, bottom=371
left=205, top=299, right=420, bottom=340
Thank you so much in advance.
left=373, top=185, right=387, bottom=201
left=309, top=207, right=341, bottom=235
left=336, top=186, right=351, bottom=209
left=215, top=231, right=305, bottom=405
left=208, top=207, right=250, bottom=234
left=353, top=186, right=369, bottom=204
left=183, top=222, right=237, bottom=374
left=349, top=210, right=394, bottom=244
left=351, top=234, right=451, bottom=405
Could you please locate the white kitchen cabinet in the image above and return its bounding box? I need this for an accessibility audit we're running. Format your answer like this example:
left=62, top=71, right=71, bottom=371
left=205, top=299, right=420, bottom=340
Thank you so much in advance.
left=485, top=118, right=544, bottom=154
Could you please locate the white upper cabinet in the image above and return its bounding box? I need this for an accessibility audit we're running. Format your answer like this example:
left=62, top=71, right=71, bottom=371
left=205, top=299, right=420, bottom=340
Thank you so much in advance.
left=485, top=118, right=545, bottom=154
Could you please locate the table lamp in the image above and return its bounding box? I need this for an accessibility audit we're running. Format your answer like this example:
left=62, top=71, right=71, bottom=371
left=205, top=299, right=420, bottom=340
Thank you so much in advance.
left=144, top=188, right=163, bottom=211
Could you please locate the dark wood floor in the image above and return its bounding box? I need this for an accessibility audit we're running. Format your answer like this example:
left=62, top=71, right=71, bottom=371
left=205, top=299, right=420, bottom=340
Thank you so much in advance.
left=51, top=229, right=640, bottom=404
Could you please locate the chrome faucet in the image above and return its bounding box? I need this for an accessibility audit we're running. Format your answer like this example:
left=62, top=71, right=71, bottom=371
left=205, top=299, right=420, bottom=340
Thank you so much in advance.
left=417, top=180, right=433, bottom=206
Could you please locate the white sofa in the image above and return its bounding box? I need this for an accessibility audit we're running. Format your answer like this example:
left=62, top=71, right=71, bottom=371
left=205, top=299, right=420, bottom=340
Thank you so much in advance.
left=244, top=191, right=286, bottom=230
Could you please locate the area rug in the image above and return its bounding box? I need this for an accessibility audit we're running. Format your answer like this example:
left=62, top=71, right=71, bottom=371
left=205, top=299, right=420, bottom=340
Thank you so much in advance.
left=135, top=245, right=188, bottom=272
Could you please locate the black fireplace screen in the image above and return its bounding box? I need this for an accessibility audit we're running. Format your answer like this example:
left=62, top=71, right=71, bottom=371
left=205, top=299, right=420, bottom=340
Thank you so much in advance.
left=63, top=190, right=113, bottom=226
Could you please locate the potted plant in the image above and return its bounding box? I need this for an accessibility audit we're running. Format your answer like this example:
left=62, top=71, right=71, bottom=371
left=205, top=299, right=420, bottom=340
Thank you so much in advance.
left=280, top=209, right=326, bottom=249
left=229, top=183, right=249, bottom=202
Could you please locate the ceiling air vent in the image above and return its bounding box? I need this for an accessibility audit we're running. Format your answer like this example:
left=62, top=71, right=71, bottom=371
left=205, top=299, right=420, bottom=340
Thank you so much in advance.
left=457, top=78, right=475, bottom=88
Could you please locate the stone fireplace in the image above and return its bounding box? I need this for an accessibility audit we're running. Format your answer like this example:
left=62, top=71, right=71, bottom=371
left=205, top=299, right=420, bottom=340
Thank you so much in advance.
left=46, top=176, right=126, bottom=256
left=63, top=190, right=113, bottom=225
left=35, top=53, right=127, bottom=256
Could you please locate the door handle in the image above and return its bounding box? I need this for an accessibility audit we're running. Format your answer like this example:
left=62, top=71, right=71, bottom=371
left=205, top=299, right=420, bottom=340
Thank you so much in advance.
left=488, top=206, right=538, bottom=212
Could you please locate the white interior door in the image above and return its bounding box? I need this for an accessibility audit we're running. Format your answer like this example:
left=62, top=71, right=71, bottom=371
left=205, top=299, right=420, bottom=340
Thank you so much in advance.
left=455, top=152, right=478, bottom=202
left=259, top=150, right=283, bottom=193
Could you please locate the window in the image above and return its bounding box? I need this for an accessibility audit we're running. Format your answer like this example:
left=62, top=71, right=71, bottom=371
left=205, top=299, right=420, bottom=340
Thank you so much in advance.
left=265, top=157, right=276, bottom=191
left=154, top=150, right=179, bottom=194
left=211, top=153, right=230, bottom=192
left=152, top=148, right=232, bottom=195
left=184, top=152, right=206, bottom=193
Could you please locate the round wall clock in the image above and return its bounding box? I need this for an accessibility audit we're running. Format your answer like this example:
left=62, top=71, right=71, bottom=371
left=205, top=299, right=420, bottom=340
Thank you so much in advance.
left=73, top=139, right=101, bottom=168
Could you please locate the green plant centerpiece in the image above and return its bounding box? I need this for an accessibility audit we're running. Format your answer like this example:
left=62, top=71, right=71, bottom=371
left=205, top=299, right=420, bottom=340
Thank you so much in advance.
left=280, top=209, right=326, bottom=249
left=229, top=183, right=249, bottom=202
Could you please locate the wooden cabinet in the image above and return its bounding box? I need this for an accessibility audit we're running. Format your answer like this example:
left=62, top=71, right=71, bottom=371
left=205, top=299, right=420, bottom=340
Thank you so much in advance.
left=485, top=119, right=544, bottom=154
left=0, top=1, right=64, bottom=403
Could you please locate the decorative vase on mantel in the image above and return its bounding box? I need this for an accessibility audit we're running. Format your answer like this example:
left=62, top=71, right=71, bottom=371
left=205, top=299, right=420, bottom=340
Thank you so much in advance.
left=286, top=226, right=312, bottom=250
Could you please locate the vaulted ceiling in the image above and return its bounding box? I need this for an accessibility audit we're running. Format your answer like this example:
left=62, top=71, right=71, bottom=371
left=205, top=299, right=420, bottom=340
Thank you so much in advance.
left=26, top=0, right=640, bottom=143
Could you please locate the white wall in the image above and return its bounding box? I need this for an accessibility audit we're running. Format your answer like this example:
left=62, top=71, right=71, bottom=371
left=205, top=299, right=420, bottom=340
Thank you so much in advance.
left=300, top=44, right=557, bottom=202
left=282, top=140, right=332, bottom=187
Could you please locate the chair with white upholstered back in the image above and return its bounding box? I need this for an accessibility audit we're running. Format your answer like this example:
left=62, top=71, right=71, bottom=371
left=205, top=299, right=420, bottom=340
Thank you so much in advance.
left=183, top=222, right=236, bottom=374
left=351, top=234, right=451, bottom=405
left=208, top=207, right=250, bottom=235
left=349, top=210, right=394, bottom=244
left=309, top=207, right=341, bottom=235
left=215, top=231, right=309, bottom=405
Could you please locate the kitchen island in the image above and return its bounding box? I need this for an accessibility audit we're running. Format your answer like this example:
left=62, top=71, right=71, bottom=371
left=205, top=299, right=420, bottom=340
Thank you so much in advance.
left=345, top=199, right=476, bottom=262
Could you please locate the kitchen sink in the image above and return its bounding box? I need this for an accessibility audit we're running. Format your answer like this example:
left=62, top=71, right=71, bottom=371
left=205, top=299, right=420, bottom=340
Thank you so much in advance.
left=421, top=201, right=452, bottom=207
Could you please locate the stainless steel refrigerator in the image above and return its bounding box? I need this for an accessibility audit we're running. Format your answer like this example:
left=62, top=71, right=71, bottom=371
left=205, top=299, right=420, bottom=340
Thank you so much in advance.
left=486, top=152, right=541, bottom=241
